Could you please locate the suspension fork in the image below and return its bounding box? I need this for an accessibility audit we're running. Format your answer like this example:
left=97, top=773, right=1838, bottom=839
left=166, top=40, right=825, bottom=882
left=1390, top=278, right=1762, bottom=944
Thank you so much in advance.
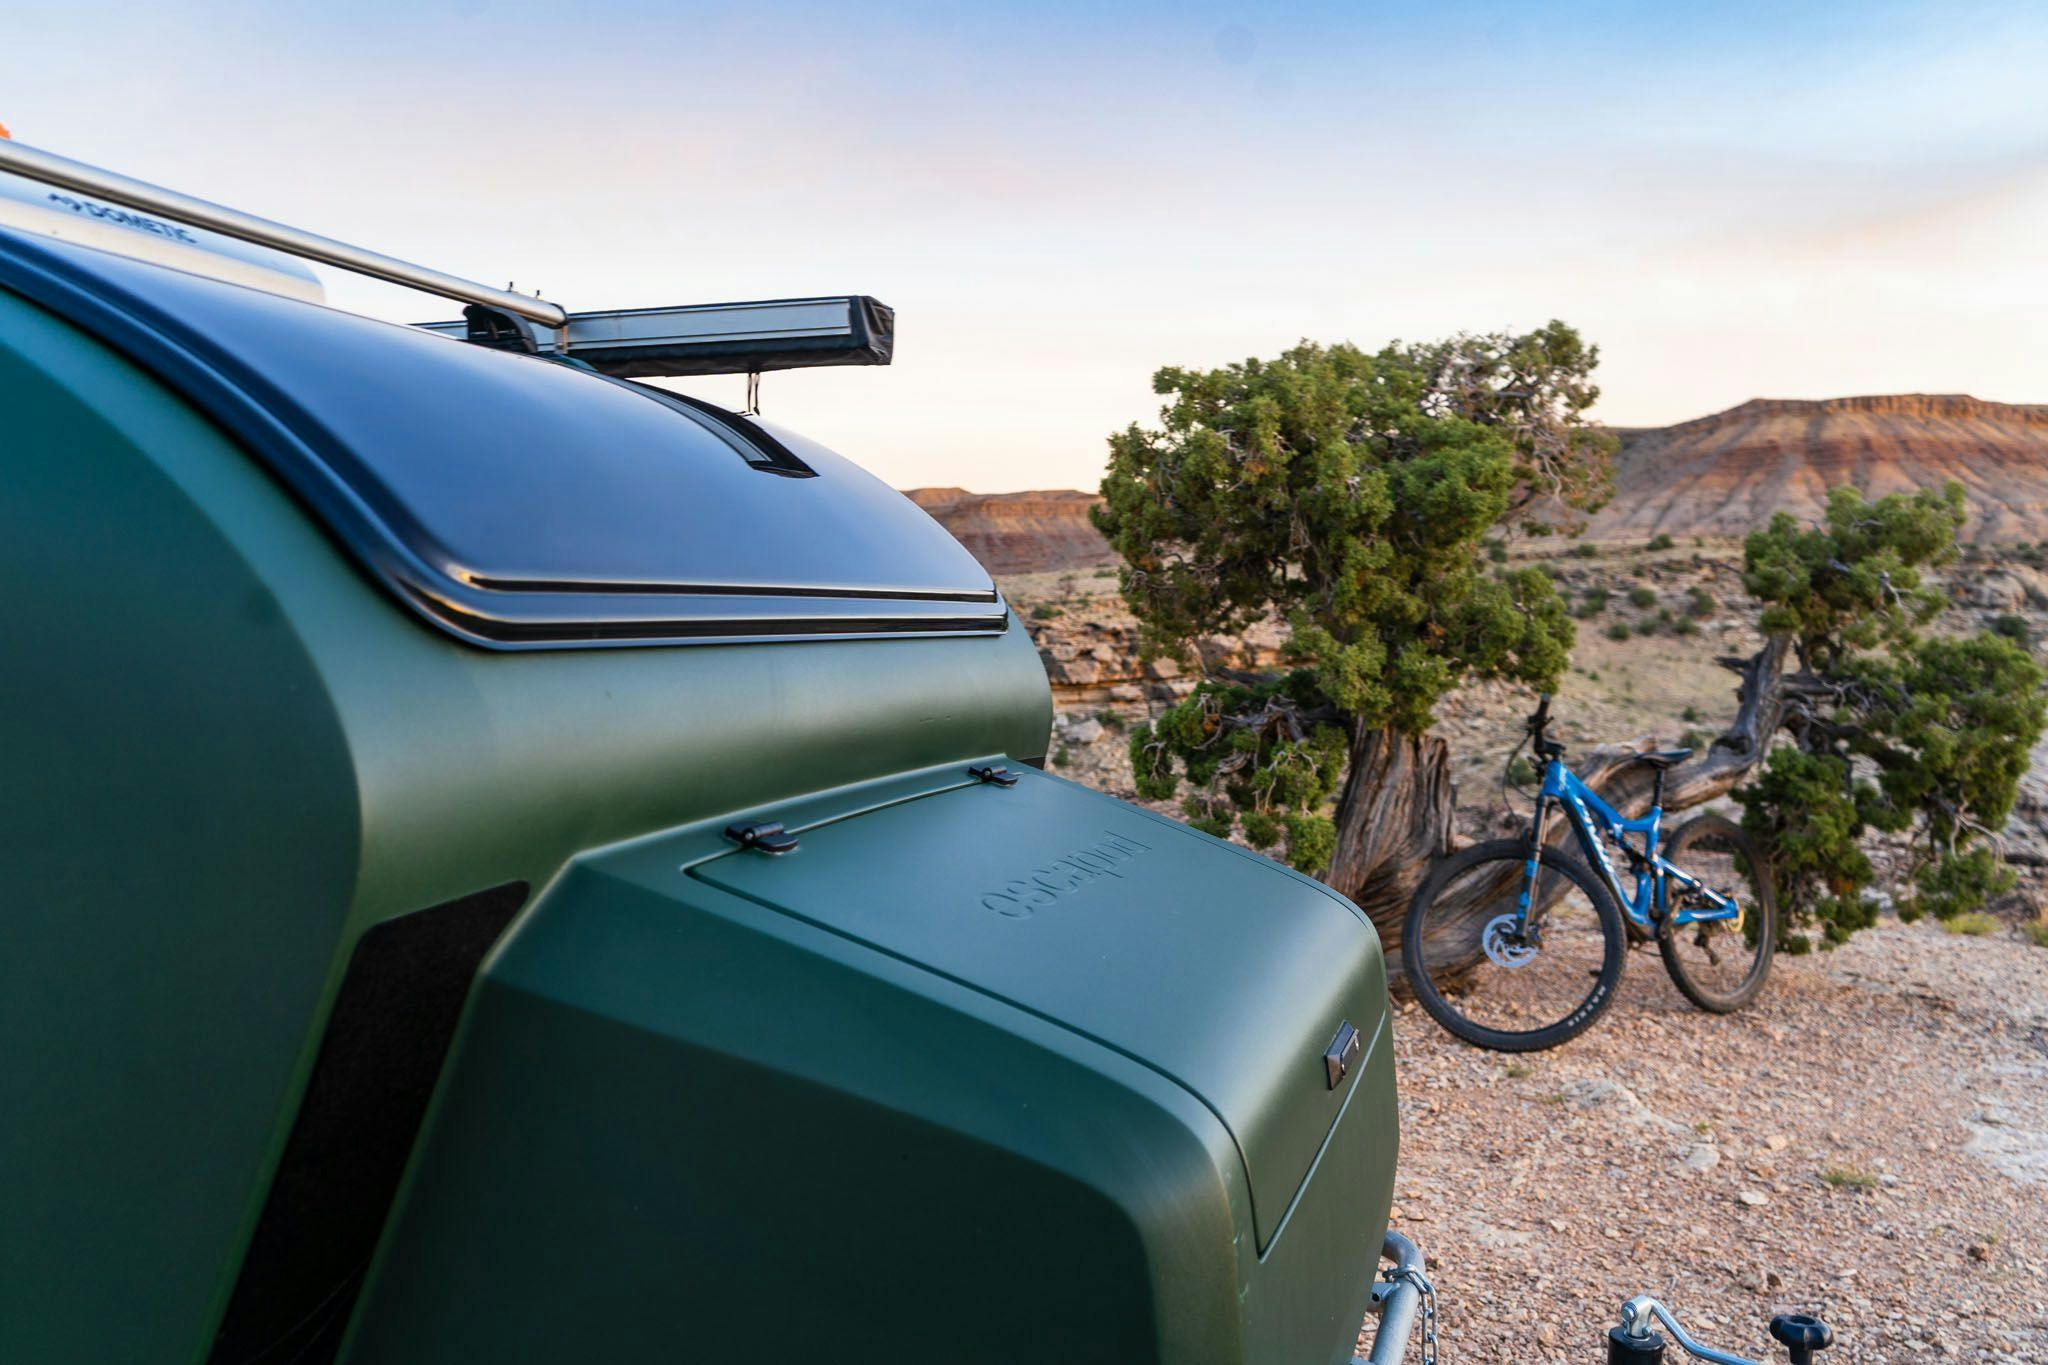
left=1517, top=794, right=1552, bottom=939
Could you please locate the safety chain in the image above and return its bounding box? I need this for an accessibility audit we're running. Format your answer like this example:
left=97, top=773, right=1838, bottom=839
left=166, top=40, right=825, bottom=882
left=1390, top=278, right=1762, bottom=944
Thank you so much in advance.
left=1381, top=1261, right=1439, bottom=1365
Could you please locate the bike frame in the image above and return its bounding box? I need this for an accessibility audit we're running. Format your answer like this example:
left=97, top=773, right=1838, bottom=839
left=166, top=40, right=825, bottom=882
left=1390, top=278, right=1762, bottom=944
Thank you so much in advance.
left=1522, top=756, right=1741, bottom=931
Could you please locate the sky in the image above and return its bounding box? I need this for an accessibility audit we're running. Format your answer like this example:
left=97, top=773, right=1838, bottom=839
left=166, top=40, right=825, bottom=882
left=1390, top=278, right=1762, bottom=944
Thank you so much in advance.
left=8, top=0, right=2048, bottom=490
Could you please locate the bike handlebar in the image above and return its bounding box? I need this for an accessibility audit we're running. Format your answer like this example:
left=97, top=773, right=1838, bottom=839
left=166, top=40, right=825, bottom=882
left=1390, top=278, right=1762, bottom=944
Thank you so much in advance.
left=1526, top=693, right=1563, bottom=758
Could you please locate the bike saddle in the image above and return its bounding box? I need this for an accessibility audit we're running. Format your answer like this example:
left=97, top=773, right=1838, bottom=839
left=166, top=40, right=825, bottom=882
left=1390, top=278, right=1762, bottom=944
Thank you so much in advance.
left=1631, top=747, right=1693, bottom=770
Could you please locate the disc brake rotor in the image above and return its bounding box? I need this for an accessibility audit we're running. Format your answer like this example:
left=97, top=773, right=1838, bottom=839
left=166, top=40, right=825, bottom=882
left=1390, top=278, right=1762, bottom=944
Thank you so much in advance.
left=1481, top=913, right=1538, bottom=969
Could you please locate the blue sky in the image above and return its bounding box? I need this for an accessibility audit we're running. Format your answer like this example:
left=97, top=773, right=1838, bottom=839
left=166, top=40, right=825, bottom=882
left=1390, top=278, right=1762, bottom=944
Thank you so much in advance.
left=8, top=1, right=2048, bottom=488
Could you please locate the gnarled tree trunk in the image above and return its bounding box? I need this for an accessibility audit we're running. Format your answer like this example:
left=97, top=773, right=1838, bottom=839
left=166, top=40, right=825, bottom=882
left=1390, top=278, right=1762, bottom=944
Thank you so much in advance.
left=1325, top=722, right=1458, bottom=936
left=1326, top=635, right=1794, bottom=979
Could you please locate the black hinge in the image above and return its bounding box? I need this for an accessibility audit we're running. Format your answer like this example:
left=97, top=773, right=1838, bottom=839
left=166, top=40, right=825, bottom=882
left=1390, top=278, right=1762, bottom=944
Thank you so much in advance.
left=725, top=821, right=799, bottom=855
left=968, top=764, right=1019, bottom=787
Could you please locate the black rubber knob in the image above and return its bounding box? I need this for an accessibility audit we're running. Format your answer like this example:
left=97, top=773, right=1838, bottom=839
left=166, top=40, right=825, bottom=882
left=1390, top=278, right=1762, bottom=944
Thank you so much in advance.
left=1606, top=1325, right=1666, bottom=1364
left=1769, top=1314, right=1833, bottom=1365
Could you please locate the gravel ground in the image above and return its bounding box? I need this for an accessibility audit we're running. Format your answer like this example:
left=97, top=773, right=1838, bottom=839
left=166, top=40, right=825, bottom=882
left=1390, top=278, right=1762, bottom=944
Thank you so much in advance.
left=1367, top=918, right=2048, bottom=1363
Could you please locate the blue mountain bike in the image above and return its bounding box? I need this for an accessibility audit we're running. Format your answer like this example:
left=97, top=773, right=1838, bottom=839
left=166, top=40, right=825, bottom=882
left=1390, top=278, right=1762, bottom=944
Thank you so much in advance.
left=1402, top=694, right=1776, bottom=1051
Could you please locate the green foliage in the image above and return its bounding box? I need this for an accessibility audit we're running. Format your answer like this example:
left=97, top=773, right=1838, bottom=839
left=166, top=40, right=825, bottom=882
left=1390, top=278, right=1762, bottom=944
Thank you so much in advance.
left=1939, top=911, right=2001, bottom=937
left=1648, top=533, right=1676, bottom=551
left=1672, top=616, right=1698, bottom=637
left=1030, top=603, right=1062, bottom=620
left=1398, top=320, right=1619, bottom=533
left=1627, top=585, right=1657, bottom=610
left=1686, top=587, right=1717, bottom=617
left=1605, top=622, right=1632, bottom=641
left=1905, top=845, right=2014, bottom=924
left=1991, top=613, right=2032, bottom=647
left=1572, top=542, right=1600, bottom=559
left=1578, top=586, right=1610, bottom=616
left=1098, top=327, right=1611, bottom=868
left=1736, top=484, right=2047, bottom=946
left=1128, top=673, right=1348, bottom=871
left=1505, top=754, right=1538, bottom=786
left=1742, top=484, right=1962, bottom=671
left=1735, top=749, right=1879, bottom=952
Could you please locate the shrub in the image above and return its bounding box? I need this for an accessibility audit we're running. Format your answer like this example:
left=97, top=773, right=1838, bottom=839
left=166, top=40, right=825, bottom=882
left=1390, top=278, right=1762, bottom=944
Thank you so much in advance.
left=1736, top=485, right=2047, bottom=947
left=1686, top=587, right=1717, bottom=617
left=1605, top=622, right=1632, bottom=641
left=1627, top=586, right=1658, bottom=610
left=1673, top=616, right=1698, bottom=636
left=1030, top=603, right=1063, bottom=620
left=1573, top=543, right=1600, bottom=559
left=1097, top=327, right=1606, bottom=884
left=1648, top=532, right=1676, bottom=551
left=1940, top=912, right=2001, bottom=937
left=1992, top=613, right=2031, bottom=647
left=1485, top=538, right=1508, bottom=562
left=1735, top=748, right=1879, bottom=951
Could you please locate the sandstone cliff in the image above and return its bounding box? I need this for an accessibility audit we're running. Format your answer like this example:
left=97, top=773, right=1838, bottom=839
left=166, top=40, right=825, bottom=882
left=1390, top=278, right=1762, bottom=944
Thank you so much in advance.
left=904, top=487, right=1114, bottom=575
left=1590, top=394, right=2048, bottom=543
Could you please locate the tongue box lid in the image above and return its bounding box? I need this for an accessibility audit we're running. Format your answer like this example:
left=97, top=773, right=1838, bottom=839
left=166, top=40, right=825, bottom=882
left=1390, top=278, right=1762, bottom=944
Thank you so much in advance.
left=694, top=772, right=1386, bottom=1249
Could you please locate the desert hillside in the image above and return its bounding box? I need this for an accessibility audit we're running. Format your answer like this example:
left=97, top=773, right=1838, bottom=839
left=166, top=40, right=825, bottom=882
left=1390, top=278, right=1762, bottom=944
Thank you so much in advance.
left=904, top=487, right=1113, bottom=575
left=1591, top=394, right=2048, bottom=543
left=911, top=393, right=2048, bottom=583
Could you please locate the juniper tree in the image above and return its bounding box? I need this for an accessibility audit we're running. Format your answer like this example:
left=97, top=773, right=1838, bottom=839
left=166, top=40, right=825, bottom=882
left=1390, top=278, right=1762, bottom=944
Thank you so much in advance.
left=1095, top=326, right=1610, bottom=942
left=1732, top=485, right=2045, bottom=949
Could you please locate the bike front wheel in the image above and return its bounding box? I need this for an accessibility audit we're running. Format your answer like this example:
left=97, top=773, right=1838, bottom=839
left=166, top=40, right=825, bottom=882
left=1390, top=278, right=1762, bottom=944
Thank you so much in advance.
left=1402, top=840, right=1627, bottom=1052
left=1658, top=812, right=1776, bottom=1012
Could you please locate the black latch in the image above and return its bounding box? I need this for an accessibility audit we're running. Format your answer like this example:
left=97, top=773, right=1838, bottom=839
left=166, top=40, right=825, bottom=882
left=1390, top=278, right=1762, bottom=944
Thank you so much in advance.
left=968, top=764, right=1019, bottom=788
left=724, top=821, right=799, bottom=855
left=1324, top=1020, right=1361, bottom=1089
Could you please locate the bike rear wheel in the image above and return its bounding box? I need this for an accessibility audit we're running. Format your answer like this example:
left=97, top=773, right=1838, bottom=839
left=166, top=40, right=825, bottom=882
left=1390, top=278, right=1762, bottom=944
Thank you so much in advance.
left=1658, top=812, right=1776, bottom=1012
left=1402, top=839, right=1627, bottom=1052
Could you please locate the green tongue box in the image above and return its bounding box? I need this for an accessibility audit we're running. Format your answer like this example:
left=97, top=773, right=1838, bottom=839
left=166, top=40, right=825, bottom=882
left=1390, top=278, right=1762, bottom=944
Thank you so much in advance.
left=0, top=215, right=1396, bottom=1363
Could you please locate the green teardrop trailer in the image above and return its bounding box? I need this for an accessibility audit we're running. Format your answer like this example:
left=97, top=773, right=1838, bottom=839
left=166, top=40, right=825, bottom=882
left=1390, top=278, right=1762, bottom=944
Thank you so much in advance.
left=0, top=142, right=1411, bottom=1364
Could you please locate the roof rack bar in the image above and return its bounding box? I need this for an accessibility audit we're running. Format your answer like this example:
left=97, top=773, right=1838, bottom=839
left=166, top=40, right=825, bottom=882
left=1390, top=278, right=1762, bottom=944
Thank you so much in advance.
left=0, top=139, right=567, bottom=328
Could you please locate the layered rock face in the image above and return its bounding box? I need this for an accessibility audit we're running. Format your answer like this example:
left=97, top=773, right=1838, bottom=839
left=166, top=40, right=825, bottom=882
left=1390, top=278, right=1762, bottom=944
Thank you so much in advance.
left=1590, top=395, right=2048, bottom=543
left=903, top=487, right=1115, bottom=575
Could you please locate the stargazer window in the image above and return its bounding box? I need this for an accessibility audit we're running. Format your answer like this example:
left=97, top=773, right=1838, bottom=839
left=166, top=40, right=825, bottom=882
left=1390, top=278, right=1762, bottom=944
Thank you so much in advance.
left=0, top=230, right=1004, bottom=648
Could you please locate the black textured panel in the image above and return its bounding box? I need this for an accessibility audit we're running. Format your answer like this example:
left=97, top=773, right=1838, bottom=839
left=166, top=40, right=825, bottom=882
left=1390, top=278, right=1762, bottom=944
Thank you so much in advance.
left=208, top=882, right=527, bottom=1365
